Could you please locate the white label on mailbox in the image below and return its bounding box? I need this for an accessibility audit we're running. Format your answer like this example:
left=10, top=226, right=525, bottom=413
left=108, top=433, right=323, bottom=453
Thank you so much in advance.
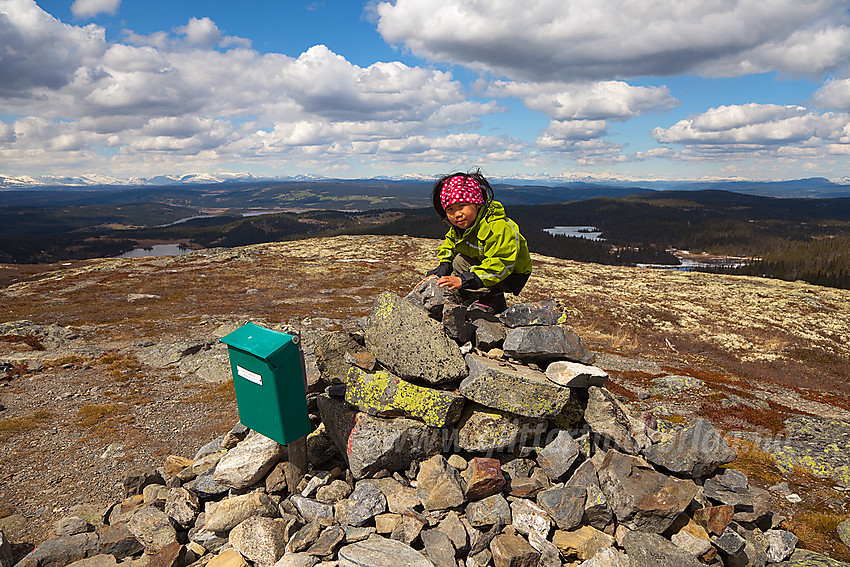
left=237, top=365, right=263, bottom=386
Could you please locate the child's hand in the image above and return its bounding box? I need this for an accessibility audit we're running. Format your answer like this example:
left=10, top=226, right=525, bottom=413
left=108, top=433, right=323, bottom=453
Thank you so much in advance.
left=437, top=275, right=462, bottom=291
left=416, top=274, right=437, bottom=288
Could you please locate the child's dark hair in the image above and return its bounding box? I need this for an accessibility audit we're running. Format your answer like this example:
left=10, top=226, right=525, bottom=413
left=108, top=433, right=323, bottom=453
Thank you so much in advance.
left=431, top=169, right=495, bottom=219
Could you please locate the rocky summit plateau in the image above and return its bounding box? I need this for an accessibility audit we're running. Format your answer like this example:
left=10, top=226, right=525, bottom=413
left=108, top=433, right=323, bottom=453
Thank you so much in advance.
left=0, top=235, right=849, bottom=567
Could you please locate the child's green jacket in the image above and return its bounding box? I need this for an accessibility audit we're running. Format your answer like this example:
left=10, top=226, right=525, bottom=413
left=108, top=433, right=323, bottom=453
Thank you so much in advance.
left=436, top=200, right=532, bottom=288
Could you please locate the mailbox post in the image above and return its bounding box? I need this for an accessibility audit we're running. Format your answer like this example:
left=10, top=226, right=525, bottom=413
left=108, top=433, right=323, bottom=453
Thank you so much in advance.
left=220, top=322, right=310, bottom=472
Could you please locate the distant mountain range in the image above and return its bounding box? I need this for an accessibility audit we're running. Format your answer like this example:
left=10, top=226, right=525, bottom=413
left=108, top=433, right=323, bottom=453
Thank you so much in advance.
left=1, top=172, right=849, bottom=199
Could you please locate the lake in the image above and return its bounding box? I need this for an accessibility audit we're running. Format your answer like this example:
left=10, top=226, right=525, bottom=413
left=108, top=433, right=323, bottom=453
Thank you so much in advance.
left=118, top=244, right=194, bottom=258
left=543, top=226, right=604, bottom=241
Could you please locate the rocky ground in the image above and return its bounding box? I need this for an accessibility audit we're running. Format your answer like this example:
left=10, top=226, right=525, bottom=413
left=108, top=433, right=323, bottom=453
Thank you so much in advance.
left=0, top=235, right=849, bottom=562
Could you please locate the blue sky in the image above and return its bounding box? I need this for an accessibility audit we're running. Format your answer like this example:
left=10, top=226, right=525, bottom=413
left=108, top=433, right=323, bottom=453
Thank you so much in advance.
left=2, top=0, right=850, bottom=183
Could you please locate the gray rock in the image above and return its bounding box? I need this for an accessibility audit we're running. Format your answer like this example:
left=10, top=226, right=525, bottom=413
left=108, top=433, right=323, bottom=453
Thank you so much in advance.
left=65, top=554, right=119, bottom=567
left=645, top=418, right=736, bottom=478
left=460, top=354, right=573, bottom=419
left=406, top=277, right=459, bottom=318
left=229, top=516, right=289, bottom=566
left=702, top=469, right=770, bottom=522
left=838, top=518, right=850, bottom=550
left=536, top=485, right=586, bottom=531
left=545, top=361, right=608, bottom=389
left=536, top=429, right=580, bottom=480
left=341, top=525, right=376, bottom=544
left=136, top=340, right=209, bottom=368
left=338, top=482, right=388, bottom=526
left=1, top=530, right=13, bottom=567
left=621, top=531, right=702, bottom=567
left=184, top=469, right=229, bottom=499
left=53, top=517, right=91, bottom=537
left=338, top=536, right=435, bottom=567
left=490, top=533, right=540, bottom=567
left=420, top=529, right=456, bottom=567
left=318, top=395, right=441, bottom=479
left=466, top=494, right=511, bottom=527
left=455, top=403, right=547, bottom=454
left=416, top=455, right=466, bottom=511
left=95, top=523, right=144, bottom=559
left=204, top=492, right=279, bottom=532
left=442, top=303, right=474, bottom=344
left=364, top=291, right=467, bottom=384
left=12, top=533, right=98, bottom=567
left=597, top=450, right=698, bottom=533
left=345, top=367, right=465, bottom=428
left=314, top=330, right=362, bottom=385
left=316, top=479, right=353, bottom=504
left=527, top=531, right=561, bottom=567
left=437, top=511, right=468, bottom=555
left=290, top=496, right=335, bottom=523
left=503, top=325, right=594, bottom=364
left=289, top=522, right=324, bottom=553
left=583, top=484, right=614, bottom=531
left=711, top=527, right=747, bottom=557
left=497, top=301, right=563, bottom=328
left=212, top=430, right=284, bottom=489
left=649, top=375, right=704, bottom=396
left=472, top=319, right=505, bottom=351
left=274, top=553, right=319, bottom=567
left=127, top=506, right=177, bottom=553
left=307, top=525, right=345, bottom=557
left=584, top=386, right=650, bottom=455
left=575, top=546, right=631, bottom=566
left=164, top=487, right=199, bottom=529
left=773, top=549, right=850, bottom=565
left=509, top=498, right=551, bottom=540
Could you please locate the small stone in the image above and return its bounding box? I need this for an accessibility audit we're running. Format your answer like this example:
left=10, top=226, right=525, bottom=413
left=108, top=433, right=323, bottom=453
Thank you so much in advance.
left=212, top=430, right=284, bottom=489
left=464, top=457, right=505, bottom=500
left=204, top=492, right=278, bottom=532
left=552, top=525, right=614, bottom=562
left=509, top=499, right=551, bottom=540
left=291, top=496, right=335, bottom=524
left=711, top=527, right=746, bottom=556
left=536, top=429, right=579, bottom=481
left=765, top=529, right=798, bottom=562
left=438, top=511, right=469, bottom=555
left=54, top=517, right=91, bottom=537
left=229, top=516, right=289, bottom=566
left=316, top=479, right=352, bottom=504
left=375, top=514, right=402, bottom=535
left=490, top=533, right=540, bottom=567
left=307, top=525, right=345, bottom=557
left=417, top=455, right=466, bottom=511
left=289, top=522, right=324, bottom=553
left=127, top=506, right=177, bottom=553
left=536, top=485, right=586, bottom=531
left=466, top=494, right=511, bottom=528
left=207, top=548, right=248, bottom=567
left=338, top=536, right=434, bottom=567
left=545, top=361, right=608, bottom=389
left=274, top=553, right=317, bottom=567
left=622, top=530, right=702, bottom=567
left=337, top=482, right=387, bottom=526
left=420, top=529, right=457, bottom=567
left=692, top=505, right=735, bottom=535
left=447, top=454, right=468, bottom=471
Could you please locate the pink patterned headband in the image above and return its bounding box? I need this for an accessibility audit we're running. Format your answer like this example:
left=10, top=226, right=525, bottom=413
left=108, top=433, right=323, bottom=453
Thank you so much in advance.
left=440, top=176, right=484, bottom=210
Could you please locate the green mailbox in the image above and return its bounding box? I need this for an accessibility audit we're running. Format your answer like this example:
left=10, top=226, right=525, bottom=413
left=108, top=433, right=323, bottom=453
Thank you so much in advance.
left=220, top=322, right=311, bottom=446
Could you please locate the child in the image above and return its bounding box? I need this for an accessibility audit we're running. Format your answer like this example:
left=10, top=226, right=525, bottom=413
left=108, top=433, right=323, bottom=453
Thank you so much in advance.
left=426, top=171, right=532, bottom=313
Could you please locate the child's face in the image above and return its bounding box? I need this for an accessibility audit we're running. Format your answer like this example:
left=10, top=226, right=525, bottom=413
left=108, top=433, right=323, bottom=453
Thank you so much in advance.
left=445, top=201, right=479, bottom=229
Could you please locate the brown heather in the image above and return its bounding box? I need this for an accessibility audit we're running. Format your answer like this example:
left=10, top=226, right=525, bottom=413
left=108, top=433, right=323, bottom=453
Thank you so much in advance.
left=0, top=234, right=849, bottom=555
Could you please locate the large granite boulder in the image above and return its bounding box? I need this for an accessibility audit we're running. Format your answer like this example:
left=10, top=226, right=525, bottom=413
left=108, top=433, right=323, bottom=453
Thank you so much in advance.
left=497, top=301, right=564, bottom=328
left=584, top=386, right=650, bottom=455
left=460, top=354, right=574, bottom=419
left=455, top=404, right=547, bottom=454
left=503, top=325, right=594, bottom=364
left=596, top=450, right=699, bottom=533
left=645, top=417, right=737, bottom=478
left=363, top=291, right=467, bottom=384
left=345, top=367, right=465, bottom=427
left=318, top=395, right=441, bottom=479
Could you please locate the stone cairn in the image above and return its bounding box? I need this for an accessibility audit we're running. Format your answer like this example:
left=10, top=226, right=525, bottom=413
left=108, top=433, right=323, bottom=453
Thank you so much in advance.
left=9, top=280, right=812, bottom=567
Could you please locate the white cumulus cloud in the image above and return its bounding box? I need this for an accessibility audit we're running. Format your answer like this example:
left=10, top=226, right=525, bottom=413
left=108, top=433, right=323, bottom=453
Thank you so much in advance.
left=376, top=0, right=850, bottom=81
left=71, top=0, right=120, bottom=19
